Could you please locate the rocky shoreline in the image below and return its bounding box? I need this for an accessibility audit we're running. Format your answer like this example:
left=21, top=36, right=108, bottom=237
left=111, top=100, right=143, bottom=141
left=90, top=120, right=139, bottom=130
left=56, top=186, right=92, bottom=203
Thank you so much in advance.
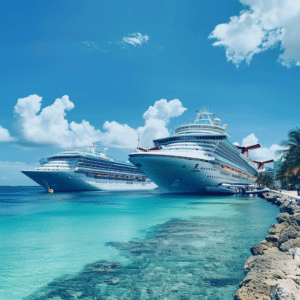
left=234, top=191, right=300, bottom=300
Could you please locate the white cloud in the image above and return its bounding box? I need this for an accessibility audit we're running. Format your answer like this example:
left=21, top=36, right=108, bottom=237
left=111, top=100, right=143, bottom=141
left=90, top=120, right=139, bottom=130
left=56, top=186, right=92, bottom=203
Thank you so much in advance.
left=14, top=94, right=102, bottom=148
left=209, top=0, right=300, bottom=67
left=122, top=32, right=149, bottom=46
left=0, top=125, right=15, bottom=142
left=239, top=133, right=285, bottom=162
left=14, top=95, right=186, bottom=150
left=99, top=99, right=187, bottom=149
left=242, top=133, right=259, bottom=147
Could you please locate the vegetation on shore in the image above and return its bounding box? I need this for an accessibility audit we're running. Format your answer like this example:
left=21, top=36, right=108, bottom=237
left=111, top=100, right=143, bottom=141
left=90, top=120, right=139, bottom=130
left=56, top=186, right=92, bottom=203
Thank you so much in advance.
left=256, top=173, right=274, bottom=188
left=276, top=127, right=300, bottom=188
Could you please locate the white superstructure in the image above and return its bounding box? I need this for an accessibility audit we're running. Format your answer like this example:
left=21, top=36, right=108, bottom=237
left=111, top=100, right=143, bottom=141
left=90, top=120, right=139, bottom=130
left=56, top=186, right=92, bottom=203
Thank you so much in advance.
left=129, top=107, right=258, bottom=193
left=22, top=146, right=156, bottom=192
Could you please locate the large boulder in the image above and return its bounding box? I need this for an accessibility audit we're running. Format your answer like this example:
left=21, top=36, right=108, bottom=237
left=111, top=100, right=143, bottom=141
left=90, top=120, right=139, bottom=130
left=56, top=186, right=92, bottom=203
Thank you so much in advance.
left=289, top=248, right=300, bottom=259
left=278, top=226, right=300, bottom=245
left=295, top=214, right=300, bottom=226
left=268, top=223, right=287, bottom=235
left=277, top=213, right=292, bottom=224
left=270, top=279, right=300, bottom=300
left=234, top=283, right=273, bottom=300
left=279, top=238, right=300, bottom=252
left=277, top=213, right=300, bottom=227
left=280, top=202, right=300, bottom=215
left=251, top=240, right=273, bottom=256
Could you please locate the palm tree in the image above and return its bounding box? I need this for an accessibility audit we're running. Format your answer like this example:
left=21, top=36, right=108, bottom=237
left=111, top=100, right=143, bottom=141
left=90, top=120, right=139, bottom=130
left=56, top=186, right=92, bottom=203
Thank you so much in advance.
left=276, top=127, right=300, bottom=187
left=256, top=173, right=274, bottom=188
left=277, top=127, right=300, bottom=156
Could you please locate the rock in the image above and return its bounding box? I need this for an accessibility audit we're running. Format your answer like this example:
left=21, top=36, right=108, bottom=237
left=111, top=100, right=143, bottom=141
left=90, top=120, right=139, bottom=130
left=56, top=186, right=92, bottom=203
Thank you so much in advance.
left=104, top=277, right=120, bottom=285
left=289, top=248, right=300, bottom=259
left=277, top=213, right=292, bottom=224
left=295, top=214, right=300, bottom=226
left=239, top=248, right=300, bottom=297
left=244, top=255, right=256, bottom=274
left=266, top=235, right=279, bottom=244
left=251, top=240, right=272, bottom=255
left=279, top=238, right=300, bottom=252
left=268, top=223, right=287, bottom=235
left=276, top=213, right=300, bottom=227
left=278, top=226, right=300, bottom=244
left=280, top=203, right=291, bottom=213
left=236, top=193, right=300, bottom=300
left=234, top=281, right=273, bottom=300
left=270, top=279, right=300, bottom=300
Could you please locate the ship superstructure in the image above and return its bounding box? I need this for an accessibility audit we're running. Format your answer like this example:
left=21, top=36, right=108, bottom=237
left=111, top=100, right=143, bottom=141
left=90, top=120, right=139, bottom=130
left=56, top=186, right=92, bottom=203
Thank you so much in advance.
left=22, top=146, right=156, bottom=192
left=129, top=107, right=260, bottom=193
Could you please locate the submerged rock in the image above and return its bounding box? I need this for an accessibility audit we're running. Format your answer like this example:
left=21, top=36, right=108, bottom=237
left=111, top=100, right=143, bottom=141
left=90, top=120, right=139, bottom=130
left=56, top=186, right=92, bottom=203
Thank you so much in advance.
left=25, top=216, right=250, bottom=300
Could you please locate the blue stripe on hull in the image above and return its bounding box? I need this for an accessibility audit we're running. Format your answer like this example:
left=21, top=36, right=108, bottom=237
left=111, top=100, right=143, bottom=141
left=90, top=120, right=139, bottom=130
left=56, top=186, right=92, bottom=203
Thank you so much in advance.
left=21, top=171, right=156, bottom=192
left=129, top=155, right=255, bottom=193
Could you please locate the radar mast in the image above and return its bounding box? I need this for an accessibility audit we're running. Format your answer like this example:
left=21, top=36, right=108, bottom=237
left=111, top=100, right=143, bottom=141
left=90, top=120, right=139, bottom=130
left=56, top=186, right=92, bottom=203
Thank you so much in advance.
left=194, top=106, right=215, bottom=125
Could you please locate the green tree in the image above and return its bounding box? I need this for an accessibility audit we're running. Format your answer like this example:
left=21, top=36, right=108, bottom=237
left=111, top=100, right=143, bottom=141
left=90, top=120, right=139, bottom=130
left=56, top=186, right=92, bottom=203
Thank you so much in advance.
left=256, top=173, right=274, bottom=188
left=278, top=127, right=300, bottom=156
left=276, top=127, right=300, bottom=187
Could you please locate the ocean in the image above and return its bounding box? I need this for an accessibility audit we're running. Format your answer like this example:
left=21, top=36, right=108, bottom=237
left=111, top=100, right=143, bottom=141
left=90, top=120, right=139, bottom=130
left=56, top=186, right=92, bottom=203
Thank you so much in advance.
left=0, top=186, right=279, bottom=300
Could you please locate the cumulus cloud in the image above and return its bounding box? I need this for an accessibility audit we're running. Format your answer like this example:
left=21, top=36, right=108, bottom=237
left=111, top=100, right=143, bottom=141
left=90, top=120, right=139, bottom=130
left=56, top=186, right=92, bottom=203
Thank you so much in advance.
left=242, top=133, right=259, bottom=147
left=209, top=0, right=300, bottom=67
left=14, top=95, right=186, bottom=150
left=122, top=33, right=149, bottom=46
left=0, top=125, right=15, bottom=142
left=98, top=99, right=187, bottom=149
left=14, top=94, right=102, bottom=148
left=239, top=133, right=285, bottom=162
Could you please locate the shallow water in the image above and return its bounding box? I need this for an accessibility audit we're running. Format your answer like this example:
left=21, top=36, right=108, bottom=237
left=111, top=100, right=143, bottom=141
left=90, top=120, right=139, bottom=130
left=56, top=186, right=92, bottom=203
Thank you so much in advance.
left=0, top=187, right=279, bottom=300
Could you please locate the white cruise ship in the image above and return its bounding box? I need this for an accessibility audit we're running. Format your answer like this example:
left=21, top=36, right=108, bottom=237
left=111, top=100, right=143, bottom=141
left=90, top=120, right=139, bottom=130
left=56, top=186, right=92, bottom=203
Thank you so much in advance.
left=22, top=146, right=157, bottom=192
left=129, top=107, right=259, bottom=194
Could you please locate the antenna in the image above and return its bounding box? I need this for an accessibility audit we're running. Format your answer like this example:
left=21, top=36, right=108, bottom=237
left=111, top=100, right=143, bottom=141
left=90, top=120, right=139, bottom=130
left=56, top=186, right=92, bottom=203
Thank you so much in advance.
left=104, top=148, right=108, bottom=156
left=137, top=134, right=140, bottom=148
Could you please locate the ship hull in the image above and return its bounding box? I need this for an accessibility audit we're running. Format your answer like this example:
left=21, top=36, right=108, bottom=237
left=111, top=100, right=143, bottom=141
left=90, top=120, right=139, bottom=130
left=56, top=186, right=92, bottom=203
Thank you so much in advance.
left=129, top=154, right=255, bottom=193
left=22, top=170, right=157, bottom=192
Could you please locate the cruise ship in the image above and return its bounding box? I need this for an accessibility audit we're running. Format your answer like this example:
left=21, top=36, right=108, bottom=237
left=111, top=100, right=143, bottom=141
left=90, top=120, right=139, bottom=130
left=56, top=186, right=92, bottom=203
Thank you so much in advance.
left=22, top=146, right=157, bottom=192
left=129, top=107, right=260, bottom=194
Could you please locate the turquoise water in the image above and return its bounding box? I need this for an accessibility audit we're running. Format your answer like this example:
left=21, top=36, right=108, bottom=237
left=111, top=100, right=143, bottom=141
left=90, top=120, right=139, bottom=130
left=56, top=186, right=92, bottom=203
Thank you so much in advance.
left=0, top=187, right=279, bottom=300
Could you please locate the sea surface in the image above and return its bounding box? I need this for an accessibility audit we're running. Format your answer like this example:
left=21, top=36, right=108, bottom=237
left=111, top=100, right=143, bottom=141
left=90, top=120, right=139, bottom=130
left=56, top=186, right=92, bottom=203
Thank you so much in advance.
left=0, top=186, right=279, bottom=300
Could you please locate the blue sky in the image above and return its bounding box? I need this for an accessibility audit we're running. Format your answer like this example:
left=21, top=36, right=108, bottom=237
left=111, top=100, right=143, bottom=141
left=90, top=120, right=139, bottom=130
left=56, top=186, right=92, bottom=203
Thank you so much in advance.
left=1, top=0, right=300, bottom=185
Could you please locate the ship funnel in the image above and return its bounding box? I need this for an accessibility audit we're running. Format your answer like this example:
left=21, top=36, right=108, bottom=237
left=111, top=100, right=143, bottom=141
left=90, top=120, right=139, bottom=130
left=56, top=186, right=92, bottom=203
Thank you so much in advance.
left=213, top=118, right=221, bottom=126
left=104, top=148, right=108, bottom=156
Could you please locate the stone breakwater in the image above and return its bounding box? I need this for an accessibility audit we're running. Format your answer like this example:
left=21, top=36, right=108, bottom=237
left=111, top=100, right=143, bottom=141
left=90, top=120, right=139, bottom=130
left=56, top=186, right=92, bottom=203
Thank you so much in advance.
left=234, top=192, right=300, bottom=300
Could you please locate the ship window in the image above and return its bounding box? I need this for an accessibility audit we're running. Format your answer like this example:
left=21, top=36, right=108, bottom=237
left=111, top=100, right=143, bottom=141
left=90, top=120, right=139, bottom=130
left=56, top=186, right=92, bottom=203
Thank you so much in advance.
left=195, top=164, right=199, bottom=168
